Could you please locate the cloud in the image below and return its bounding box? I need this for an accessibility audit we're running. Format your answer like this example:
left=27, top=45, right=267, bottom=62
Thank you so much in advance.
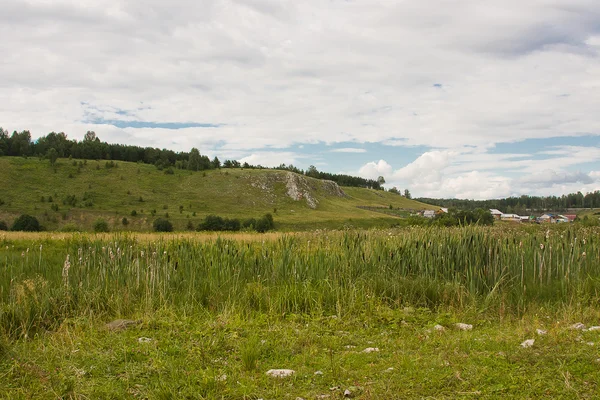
left=358, top=160, right=393, bottom=180
left=330, top=148, right=366, bottom=153
left=1, top=0, right=600, bottom=198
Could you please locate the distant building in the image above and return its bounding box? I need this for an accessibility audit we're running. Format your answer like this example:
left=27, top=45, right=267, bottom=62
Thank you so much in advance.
left=489, top=209, right=503, bottom=220
left=440, top=208, right=449, bottom=213
left=423, top=210, right=436, bottom=218
left=564, top=214, right=577, bottom=222
left=501, top=213, right=521, bottom=222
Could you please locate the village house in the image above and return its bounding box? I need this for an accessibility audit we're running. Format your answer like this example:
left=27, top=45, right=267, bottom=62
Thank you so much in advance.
left=489, top=209, right=504, bottom=220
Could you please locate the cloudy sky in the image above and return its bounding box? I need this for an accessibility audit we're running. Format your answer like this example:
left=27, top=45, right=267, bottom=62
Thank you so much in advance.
left=2, top=0, right=600, bottom=199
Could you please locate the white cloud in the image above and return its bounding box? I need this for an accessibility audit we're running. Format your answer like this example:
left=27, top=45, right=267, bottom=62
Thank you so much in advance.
left=1, top=0, right=600, bottom=197
left=358, top=160, right=393, bottom=180
left=238, top=151, right=302, bottom=168
left=330, top=148, right=366, bottom=153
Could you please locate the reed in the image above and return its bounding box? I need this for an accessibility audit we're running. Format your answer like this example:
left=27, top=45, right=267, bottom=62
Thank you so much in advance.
left=1, top=225, right=599, bottom=338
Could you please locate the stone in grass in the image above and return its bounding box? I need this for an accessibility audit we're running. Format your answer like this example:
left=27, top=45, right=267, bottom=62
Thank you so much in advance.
left=521, top=339, right=535, bottom=348
left=138, top=337, right=152, bottom=343
left=434, top=324, right=445, bottom=332
left=362, top=347, right=379, bottom=353
left=105, top=319, right=141, bottom=331
left=536, top=329, right=547, bottom=336
left=588, top=326, right=600, bottom=332
left=570, top=323, right=586, bottom=331
left=314, top=370, right=324, bottom=376
left=454, top=323, right=473, bottom=331
left=266, top=369, right=295, bottom=378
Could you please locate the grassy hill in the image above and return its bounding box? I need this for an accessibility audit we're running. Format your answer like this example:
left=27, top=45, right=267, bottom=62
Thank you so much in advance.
left=0, top=157, right=437, bottom=231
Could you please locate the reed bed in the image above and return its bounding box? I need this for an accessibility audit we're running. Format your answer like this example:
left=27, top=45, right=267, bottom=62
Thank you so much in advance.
left=1, top=225, right=599, bottom=338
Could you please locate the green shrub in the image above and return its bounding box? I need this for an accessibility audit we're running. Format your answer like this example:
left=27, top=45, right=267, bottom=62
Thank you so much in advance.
left=93, top=219, right=109, bottom=233
left=130, top=210, right=137, bottom=217
left=153, top=218, right=173, bottom=232
left=122, top=217, right=129, bottom=226
left=11, top=215, right=41, bottom=232
left=60, top=224, right=81, bottom=232
left=0, top=221, right=7, bottom=231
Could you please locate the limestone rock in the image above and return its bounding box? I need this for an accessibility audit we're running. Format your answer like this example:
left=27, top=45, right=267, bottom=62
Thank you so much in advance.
left=454, top=323, right=473, bottom=331
left=105, top=319, right=141, bottom=331
left=266, top=369, right=295, bottom=378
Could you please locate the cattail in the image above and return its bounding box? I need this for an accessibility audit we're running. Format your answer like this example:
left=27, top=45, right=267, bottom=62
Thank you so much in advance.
left=62, top=255, right=71, bottom=286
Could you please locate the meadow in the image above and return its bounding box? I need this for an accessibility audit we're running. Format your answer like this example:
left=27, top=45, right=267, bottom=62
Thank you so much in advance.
left=1, top=225, right=600, bottom=398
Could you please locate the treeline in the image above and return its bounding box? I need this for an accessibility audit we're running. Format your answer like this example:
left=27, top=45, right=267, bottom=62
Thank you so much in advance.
left=0, top=128, right=382, bottom=189
left=406, top=209, right=495, bottom=227
left=275, top=164, right=383, bottom=190
left=417, top=191, right=600, bottom=213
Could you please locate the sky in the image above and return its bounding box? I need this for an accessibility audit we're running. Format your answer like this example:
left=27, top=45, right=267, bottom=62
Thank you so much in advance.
left=1, top=0, right=600, bottom=199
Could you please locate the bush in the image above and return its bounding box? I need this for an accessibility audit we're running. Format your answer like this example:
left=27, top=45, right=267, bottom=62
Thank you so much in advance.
left=131, top=210, right=137, bottom=217
left=60, top=223, right=81, bottom=232
left=0, top=221, right=7, bottom=231
left=197, top=215, right=241, bottom=231
left=93, top=219, right=109, bottom=233
left=153, top=218, right=173, bottom=232
left=122, top=217, right=129, bottom=226
left=11, top=215, right=41, bottom=232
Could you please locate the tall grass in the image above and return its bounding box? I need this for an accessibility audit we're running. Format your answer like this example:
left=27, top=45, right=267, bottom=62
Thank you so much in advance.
left=1, top=226, right=599, bottom=338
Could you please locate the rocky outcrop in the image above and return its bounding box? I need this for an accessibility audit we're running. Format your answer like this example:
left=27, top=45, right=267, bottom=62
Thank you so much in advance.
left=249, top=171, right=346, bottom=210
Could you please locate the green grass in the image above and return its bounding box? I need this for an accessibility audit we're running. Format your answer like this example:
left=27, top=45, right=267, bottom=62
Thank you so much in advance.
left=1, top=225, right=600, bottom=397
left=0, top=157, right=435, bottom=232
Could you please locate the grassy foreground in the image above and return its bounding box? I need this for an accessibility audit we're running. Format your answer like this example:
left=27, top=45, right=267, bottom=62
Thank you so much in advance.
left=1, top=226, right=600, bottom=398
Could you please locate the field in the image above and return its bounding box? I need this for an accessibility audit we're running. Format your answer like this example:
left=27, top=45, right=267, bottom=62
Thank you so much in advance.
left=1, top=225, right=600, bottom=398
left=0, top=157, right=435, bottom=232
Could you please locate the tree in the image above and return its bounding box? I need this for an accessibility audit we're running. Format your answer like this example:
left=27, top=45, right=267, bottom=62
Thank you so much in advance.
left=84, top=131, right=97, bottom=142
left=212, top=156, right=221, bottom=169
left=153, top=218, right=173, bottom=232
left=306, top=165, right=319, bottom=178
left=388, top=187, right=399, bottom=194
left=93, top=219, right=109, bottom=233
left=404, top=189, right=412, bottom=199
left=11, top=215, right=41, bottom=231
left=378, top=176, right=385, bottom=185
left=0, top=221, right=7, bottom=231
left=47, top=148, right=58, bottom=166
left=188, top=148, right=201, bottom=171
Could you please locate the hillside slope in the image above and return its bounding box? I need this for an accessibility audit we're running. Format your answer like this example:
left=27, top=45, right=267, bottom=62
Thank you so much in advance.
left=0, top=157, right=437, bottom=231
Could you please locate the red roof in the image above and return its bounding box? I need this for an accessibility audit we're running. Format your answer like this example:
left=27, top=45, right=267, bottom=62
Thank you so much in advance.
left=564, top=214, right=577, bottom=221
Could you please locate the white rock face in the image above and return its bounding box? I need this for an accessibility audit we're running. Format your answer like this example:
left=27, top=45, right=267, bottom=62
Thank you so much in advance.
left=536, top=329, right=547, bottom=336
left=362, top=347, right=380, bottom=353
left=455, top=323, right=473, bottom=331
left=521, top=339, right=535, bottom=348
left=266, top=369, right=295, bottom=378
left=570, top=323, right=586, bottom=330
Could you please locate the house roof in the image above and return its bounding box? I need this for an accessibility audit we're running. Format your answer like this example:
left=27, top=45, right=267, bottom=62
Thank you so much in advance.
left=489, top=209, right=503, bottom=215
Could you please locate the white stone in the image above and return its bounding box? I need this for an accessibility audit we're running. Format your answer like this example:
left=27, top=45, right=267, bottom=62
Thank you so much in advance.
left=344, top=389, right=353, bottom=398
left=434, top=325, right=445, bottom=332
left=536, top=329, right=547, bottom=336
left=520, top=339, right=535, bottom=348
left=138, top=337, right=152, bottom=343
left=266, top=369, right=295, bottom=378
left=314, top=370, right=324, bottom=375
left=588, top=326, right=600, bottom=331
left=570, top=322, right=586, bottom=330
left=217, top=374, right=227, bottom=382
left=362, top=347, right=379, bottom=353
left=455, top=323, right=473, bottom=331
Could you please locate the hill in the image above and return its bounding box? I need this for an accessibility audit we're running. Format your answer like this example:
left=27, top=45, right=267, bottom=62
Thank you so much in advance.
left=0, top=157, right=436, bottom=231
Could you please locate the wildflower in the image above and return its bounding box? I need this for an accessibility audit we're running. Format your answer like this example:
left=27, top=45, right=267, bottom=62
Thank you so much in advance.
left=540, top=243, right=544, bottom=250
